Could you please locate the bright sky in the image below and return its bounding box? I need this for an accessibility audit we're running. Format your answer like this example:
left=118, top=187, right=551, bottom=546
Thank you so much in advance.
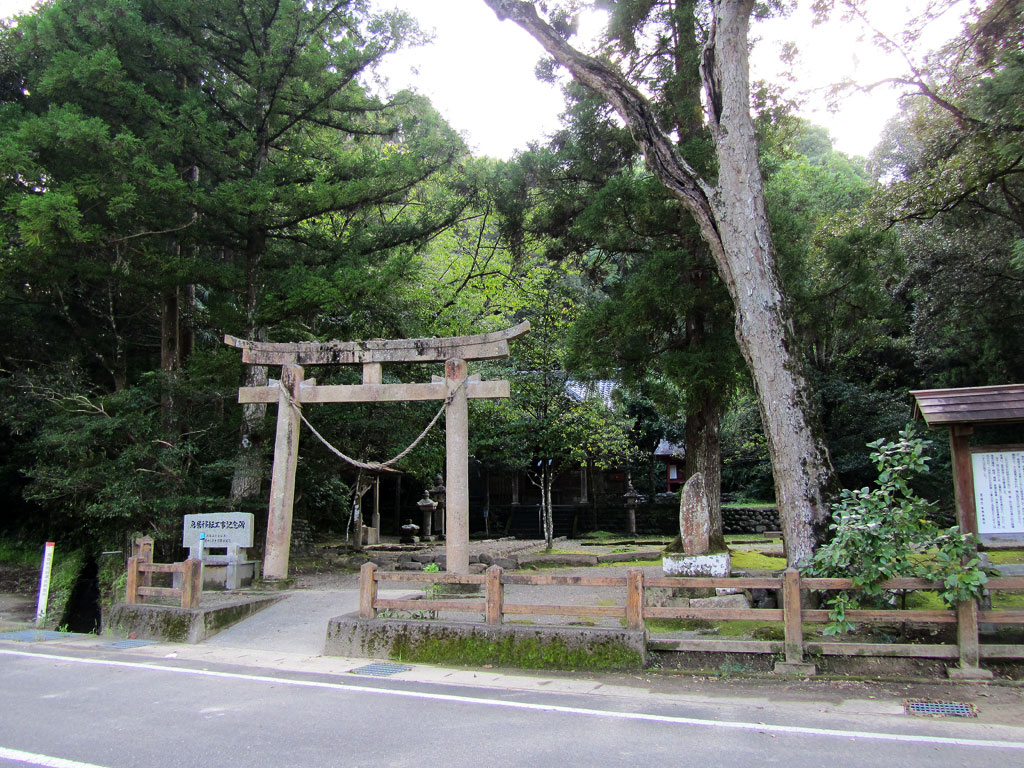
left=0, top=0, right=970, bottom=160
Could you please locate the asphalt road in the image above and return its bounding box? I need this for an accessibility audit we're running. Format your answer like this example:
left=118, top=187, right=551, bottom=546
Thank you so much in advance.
left=2, top=646, right=1024, bottom=768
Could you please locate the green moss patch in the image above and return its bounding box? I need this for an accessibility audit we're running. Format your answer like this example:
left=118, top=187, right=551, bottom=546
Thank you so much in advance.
left=992, top=591, right=1024, bottom=609
left=727, top=549, right=786, bottom=570
left=988, top=550, right=1024, bottom=565
left=390, top=632, right=643, bottom=670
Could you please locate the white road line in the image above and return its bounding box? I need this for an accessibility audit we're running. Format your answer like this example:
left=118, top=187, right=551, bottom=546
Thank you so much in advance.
left=0, top=746, right=110, bottom=768
left=3, top=648, right=1023, bottom=751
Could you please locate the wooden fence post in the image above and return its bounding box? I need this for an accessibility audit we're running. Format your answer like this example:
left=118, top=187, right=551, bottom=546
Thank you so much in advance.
left=134, top=536, right=153, bottom=588
left=359, top=562, right=378, bottom=620
left=485, top=565, right=504, bottom=625
left=125, top=556, right=140, bottom=605
left=774, top=568, right=815, bottom=675
left=181, top=558, right=201, bottom=609
left=950, top=598, right=993, bottom=679
left=626, top=568, right=645, bottom=631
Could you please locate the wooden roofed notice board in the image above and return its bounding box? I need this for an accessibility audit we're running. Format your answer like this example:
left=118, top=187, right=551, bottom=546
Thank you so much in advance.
left=912, top=383, right=1024, bottom=546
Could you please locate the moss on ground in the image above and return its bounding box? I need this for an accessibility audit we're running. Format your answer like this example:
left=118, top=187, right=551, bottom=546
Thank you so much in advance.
left=988, top=550, right=1024, bottom=565
left=727, top=549, right=786, bottom=570
left=992, top=592, right=1024, bottom=609
left=390, top=632, right=643, bottom=670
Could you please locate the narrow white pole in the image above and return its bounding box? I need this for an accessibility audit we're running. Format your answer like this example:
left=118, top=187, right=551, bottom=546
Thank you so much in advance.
left=35, top=542, right=55, bottom=627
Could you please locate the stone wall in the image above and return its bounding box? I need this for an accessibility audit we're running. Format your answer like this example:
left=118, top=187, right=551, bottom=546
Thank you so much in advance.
left=721, top=505, right=780, bottom=535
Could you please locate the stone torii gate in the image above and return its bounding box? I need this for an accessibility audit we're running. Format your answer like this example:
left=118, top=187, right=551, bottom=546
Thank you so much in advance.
left=226, top=322, right=530, bottom=581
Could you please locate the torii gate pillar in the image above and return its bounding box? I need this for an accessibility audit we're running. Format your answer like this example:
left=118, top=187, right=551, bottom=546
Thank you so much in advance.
left=445, top=358, right=469, bottom=575
left=264, top=364, right=304, bottom=580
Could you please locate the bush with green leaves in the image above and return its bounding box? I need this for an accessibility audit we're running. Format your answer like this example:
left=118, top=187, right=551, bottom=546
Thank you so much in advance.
left=801, top=425, right=989, bottom=634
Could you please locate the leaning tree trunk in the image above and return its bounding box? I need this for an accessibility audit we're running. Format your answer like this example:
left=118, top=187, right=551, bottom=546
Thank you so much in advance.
left=482, top=0, right=836, bottom=564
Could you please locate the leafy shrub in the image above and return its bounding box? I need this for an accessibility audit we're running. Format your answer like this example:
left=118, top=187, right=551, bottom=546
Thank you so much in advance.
left=801, top=425, right=990, bottom=634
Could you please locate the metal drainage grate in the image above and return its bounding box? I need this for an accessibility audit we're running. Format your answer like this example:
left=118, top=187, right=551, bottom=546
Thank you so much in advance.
left=350, top=662, right=411, bottom=678
left=105, top=639, right=160, bottom=649
left=906, top=700, right=977, bottom=718
left=0, top=630, right=85, bottom=643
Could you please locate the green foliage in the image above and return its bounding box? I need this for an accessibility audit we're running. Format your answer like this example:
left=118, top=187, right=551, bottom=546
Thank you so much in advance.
left=801, top=425, right=990, bottom=634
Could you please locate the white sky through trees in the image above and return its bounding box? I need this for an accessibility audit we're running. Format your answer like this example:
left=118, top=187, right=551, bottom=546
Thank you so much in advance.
left=0, top=0, right=969, bottom=159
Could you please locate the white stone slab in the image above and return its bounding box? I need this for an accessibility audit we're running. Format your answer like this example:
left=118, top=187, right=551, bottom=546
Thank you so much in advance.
left=662, top=552, right=731, bottom=577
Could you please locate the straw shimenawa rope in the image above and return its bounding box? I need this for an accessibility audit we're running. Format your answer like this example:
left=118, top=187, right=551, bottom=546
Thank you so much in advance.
left=277, top=378, right=465, bottom=472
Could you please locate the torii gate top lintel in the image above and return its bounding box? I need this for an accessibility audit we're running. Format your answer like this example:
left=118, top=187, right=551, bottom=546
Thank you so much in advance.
left=224, top=321, right=530, bottom=367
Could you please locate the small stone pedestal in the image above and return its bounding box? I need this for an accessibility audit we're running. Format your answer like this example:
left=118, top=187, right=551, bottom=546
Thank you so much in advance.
left=662, top=551, right=731, bottom=577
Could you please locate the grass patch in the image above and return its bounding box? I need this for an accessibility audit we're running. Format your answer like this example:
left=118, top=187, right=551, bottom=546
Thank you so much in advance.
left=905, top=590, right=947, bottom=611
left=988, top=550, right=1024, bottom=565
left=597, top=559, right=662, bottom=568
left=581, top=531, right=619, bottom=541
left=545, top=548, right=592, bottom=555
left=0, top=540, right=42, bottom=568
left=727, top=549, right=786, bottom=570
left=992, top=591, right=1024, bottom=609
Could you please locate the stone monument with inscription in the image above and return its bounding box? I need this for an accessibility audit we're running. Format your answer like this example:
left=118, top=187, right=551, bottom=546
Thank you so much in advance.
left=662, top=472, right=731, bottom=577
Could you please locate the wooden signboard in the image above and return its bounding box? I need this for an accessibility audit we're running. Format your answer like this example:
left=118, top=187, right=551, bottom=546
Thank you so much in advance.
left=971, top=448, right=1024, bottom=544
left=911, top=384, right=1024, bottom=548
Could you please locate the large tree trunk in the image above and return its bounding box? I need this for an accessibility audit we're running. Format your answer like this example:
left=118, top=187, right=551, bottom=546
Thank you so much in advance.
left=483, top=0, right=836, bottom=564
left=684, top=391, right=724, bottom=552
left=230, top=237, right=269, bottom=505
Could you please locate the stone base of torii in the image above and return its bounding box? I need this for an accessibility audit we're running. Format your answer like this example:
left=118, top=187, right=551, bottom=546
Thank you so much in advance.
left=226, top=322, right=530, bottom=581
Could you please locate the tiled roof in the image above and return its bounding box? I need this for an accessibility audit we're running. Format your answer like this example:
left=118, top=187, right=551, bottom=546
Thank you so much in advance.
left=654, top=439, right=685, bottom=459
left=565, top=379, right=617, bottom=409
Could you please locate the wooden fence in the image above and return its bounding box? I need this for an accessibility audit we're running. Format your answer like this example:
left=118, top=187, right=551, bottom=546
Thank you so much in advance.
left=358, top=563, right=1024, bottom=674
left=126, top=556, right=201, bottom=610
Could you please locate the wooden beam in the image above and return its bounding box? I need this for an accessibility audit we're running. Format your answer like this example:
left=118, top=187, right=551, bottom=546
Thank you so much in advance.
left=264, top=364, right=303, bottom=580
left=238, top=380, right=511, bottom=404
left=225, top=321, right=530, bottom=366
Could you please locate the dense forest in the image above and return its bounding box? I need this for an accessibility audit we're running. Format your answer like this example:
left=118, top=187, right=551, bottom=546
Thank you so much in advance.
left=0, top=0, right=1021, bottom=562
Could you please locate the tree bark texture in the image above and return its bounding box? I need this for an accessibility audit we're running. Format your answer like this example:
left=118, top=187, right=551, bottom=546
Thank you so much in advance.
left=482, top=0, right=836, bottom=564
left=684, top=392, right=724, bottom=553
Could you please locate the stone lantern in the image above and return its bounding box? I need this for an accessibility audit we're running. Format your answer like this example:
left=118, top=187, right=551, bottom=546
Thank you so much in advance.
left=399, top=518, right=421, bottom=545
left=623, top=479, right=642, bottom=537
left=429, top=474, right=446, bottom=539
left=416, top=491, right=437, bottom=543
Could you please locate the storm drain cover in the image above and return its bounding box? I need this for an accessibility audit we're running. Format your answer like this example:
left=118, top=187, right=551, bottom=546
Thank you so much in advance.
left=105, top=639, right=159, bottom=649
left=906, top=700, right=976, bottom=717
left=0, top=630, right=85, bottom=643
left=350, top=662, right=411, bottom=678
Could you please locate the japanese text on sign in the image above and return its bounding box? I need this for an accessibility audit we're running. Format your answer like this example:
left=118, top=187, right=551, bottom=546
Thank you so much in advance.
left=972, top=451, right=1024, bottom=534
left=182, top=513, right=254, bottom=548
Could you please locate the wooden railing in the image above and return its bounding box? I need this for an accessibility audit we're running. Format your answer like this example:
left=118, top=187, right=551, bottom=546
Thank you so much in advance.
left=358, top=563, right=1024, bottom=671
left=126, top=556, right=201, bottom=610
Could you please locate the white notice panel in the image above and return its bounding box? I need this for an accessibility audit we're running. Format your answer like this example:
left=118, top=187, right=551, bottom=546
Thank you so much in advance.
left=182, top=513, right=254, bottom=549
left=972, top=451, right=1024, bottom=534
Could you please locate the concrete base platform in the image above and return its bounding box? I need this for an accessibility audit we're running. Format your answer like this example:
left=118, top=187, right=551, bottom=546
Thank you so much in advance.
left=325, top=614, right=646, bottom=670
left=774, top=661, right=817, bottom=676
left=948, top=665, right=994, bottom=680
left=105, top=595, right=283, bottom=644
